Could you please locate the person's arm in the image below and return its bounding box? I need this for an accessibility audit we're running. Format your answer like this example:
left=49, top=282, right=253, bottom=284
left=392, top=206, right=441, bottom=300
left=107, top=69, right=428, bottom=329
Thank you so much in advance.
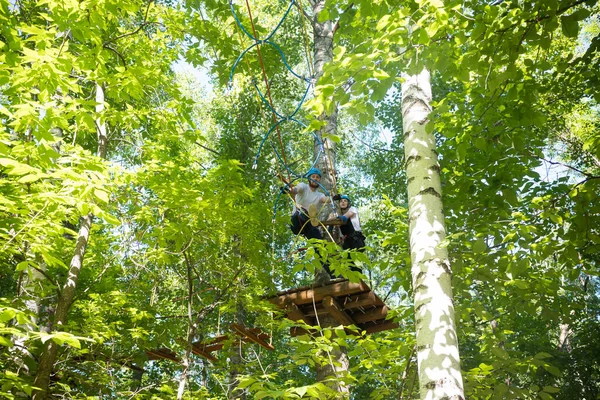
left=343, top=209, right=356, bottom=219
left=287, top=183, right=304, bottom=195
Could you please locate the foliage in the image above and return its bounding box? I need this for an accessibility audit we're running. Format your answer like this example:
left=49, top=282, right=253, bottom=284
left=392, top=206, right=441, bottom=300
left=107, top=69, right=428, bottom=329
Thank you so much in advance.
left=0, top=0, right=599, bottom=398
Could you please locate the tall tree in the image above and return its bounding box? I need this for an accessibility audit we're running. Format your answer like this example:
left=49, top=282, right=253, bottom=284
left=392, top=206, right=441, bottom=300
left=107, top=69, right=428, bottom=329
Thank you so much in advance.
left=402, top=69, right=464, bottom=399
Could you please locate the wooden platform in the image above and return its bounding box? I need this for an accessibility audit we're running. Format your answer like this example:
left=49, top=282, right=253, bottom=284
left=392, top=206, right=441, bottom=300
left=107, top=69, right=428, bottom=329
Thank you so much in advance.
left=268, top=279, right=398, bottom=336
left=146, top=324, right=273, bottom=363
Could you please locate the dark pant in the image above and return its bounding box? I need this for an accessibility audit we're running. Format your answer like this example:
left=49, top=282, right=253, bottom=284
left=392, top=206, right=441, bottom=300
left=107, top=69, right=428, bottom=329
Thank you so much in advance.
left=290, top=209, right=322, bottom=240
left=342, top=231, right=366, bottom=251
left=342, top=231, right=365, bottom=273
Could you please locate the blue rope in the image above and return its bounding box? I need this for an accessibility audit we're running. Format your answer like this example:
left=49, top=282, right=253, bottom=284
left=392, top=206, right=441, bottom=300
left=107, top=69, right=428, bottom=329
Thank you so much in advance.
left=253, top=118, right=322, bottom=178
left=229, top=0, right=296, bottom=43
left=230, top=0, right=335, bottom=221
left=230, top=40, right=311, bottom=86
left=249, top=75, right=312, bottom=123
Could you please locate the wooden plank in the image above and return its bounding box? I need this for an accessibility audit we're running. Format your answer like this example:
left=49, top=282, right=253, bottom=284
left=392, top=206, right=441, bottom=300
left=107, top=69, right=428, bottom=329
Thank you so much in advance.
left=231, top=323, right=275, bottom=351
left=322, top=296, right=355, bottom=326
left=271, top=278, right=348, bottom=298
left=206, top=335, right=228, bottom=344
left=285, top=300, right=313, bottom=324
left=302, top=303, right=326, bottom=318
left=320, top=218, right=344, bottom=226
left=249, top=328, right=270, bottom=342
left=269, top=280, right=370, bottom=307
left=342, top=291, right=383, bottom=310
left=352, top=306, right=389, bottom=324
left=363, top=321, right=399, bottom=335
left=192, top=342, right=224, bottom=353
left=191, top=346, right=218, bottom=362
left=146, top=348, right=179, bottom=362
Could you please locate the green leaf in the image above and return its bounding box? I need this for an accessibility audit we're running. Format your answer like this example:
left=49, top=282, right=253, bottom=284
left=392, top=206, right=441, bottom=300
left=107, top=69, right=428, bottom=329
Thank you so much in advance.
left=473, top=238, right=486, bottom=253
left=539, top=392, right=554, bottom=400
left=0, top=336, right=13, bottom=347
left=543, top=364, right=561, bottom=377
left=323, top=133, right=341, bottom=143
left=0, top=309, right=17, bottom=323
left=376, top=15, right=390, bottom=31
left=543, top=386, right=560, bottom=394
left=570, top=8, right=591, bottom=21
left=560, top=16, right=579, bottom=38
left=94, top=189, right=109, bottom=203
left=0, top=158, right=37, bottom=175
left=16, top=261, right=29, bottom=271
left=51, top=332, right=81, bottom=348
left=17, top=173, right=45, bottom=184
left=534, top=352, right=552, bottom=359
left=294, top=386, right=308, bottom=397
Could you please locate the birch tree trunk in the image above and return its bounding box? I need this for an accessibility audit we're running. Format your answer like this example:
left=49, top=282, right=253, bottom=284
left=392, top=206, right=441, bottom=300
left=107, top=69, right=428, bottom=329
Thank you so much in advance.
left=312, top=0, right=338, bottom=200
left=310, top=1, right=349, bottom=397
left=312, top=0, right=338, bottom=283
left=401, top=69, right=465, bottom=400
left=32, top=83, right=107, bottom=399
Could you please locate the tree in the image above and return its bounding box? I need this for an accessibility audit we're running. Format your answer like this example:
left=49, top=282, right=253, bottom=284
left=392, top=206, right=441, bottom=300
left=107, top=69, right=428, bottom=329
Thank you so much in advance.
left=2, top=0, right=600, bottom=398
left=402, top=69, right=464, bottom=399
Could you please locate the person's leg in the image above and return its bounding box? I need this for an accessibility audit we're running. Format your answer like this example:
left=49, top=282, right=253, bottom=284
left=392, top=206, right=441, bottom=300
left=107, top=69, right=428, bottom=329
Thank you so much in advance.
left=305, top=225, right=322, bottom=240
left=290, top=212, right=301, bottom=235
left=344, top=233, right=364, bottom=273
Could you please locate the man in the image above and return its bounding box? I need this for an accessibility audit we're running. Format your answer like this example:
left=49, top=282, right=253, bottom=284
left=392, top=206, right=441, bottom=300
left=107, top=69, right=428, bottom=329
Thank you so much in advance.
left=332, top=194, right=366, bottom=251
left=287, top=168, right=329, bottom=240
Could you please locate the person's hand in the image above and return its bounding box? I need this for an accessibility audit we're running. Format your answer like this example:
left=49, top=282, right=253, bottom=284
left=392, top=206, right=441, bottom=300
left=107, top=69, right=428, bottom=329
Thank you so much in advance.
left=332, top=194, right=341, bottom=201
left=337, top=215, right=348, bottom=223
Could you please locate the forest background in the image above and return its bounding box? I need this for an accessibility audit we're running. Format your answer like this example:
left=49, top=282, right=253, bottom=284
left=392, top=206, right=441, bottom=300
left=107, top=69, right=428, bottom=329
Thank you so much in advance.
left=1, top=0, right=599, bottom=399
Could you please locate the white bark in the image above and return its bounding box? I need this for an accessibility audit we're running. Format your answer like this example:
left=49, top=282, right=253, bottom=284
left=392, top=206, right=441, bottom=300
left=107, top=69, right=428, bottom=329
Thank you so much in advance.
left=402, top=69, right=465, bottom=400
left=559, top=323, right=572, bottom=352
left=313, top=0, right=338, bottom=199
left=310, top=2, right=349, bottom=396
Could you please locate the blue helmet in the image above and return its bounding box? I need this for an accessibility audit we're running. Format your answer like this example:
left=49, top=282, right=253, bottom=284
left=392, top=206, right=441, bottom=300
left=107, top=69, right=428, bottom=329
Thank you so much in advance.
left=305, top=167, right=322, bottom=178
left=340, top=195, right=351, bottom=202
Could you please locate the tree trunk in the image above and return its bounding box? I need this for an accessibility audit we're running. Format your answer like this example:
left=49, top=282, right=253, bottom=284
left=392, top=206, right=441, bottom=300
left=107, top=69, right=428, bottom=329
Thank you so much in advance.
left=401, top=68, right=465, bottom=400
left=312, top=0, right=338, bottom=285
left=32, top=83, right=107, bottom=399
left=229, top=303, right=247, bottom=400
left=310, top=2, right=349, bottom=397
left=177, top=251, right=196, bottom=399
left=313, top=0, right=338, bottom=202
left=32, top=214, right=93, bottom=399
left=558, top=323, right=572, bottom=352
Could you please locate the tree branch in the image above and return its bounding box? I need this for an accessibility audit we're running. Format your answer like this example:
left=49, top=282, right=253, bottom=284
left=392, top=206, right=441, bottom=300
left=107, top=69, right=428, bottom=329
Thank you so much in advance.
left=104, top=1, right=154, bottom=45
left=29, top=265, right=61, bottom=294
left=103, top=44, right=127, bottom=66
left=333, top=3, right=354, bottom=34
left=294, top=0, right=312, bottom=22
left=195, top=141, right=221, bottom=156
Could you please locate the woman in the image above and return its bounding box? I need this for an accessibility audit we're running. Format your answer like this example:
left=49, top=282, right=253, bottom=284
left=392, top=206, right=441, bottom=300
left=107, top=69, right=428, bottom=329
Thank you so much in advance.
left=333, top=194, right=366, bottom=251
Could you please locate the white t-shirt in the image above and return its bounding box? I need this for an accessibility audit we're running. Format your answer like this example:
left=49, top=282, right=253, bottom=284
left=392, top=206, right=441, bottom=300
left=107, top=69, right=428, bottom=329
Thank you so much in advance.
left=294, top=182, right=326, bottom=212
left=345, top=206, right=361, bottom=232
